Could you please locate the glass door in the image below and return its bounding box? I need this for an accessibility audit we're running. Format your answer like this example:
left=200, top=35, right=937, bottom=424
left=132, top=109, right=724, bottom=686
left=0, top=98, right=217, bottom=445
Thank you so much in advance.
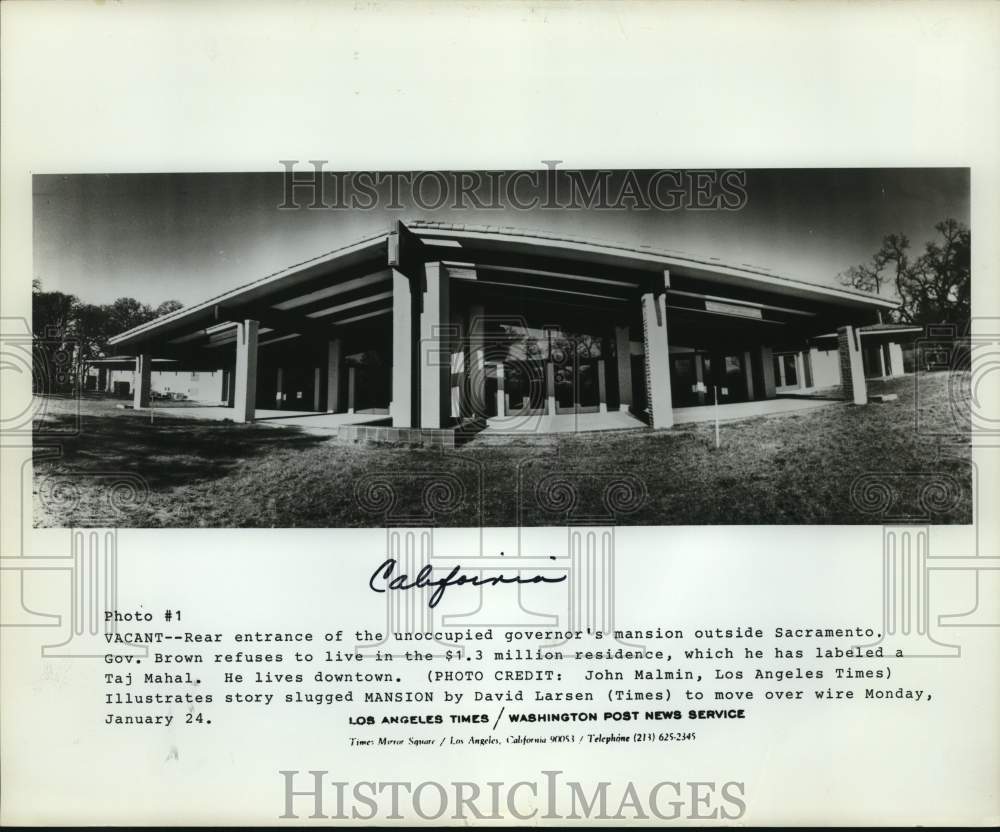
left=774, top=352, right=802, bottom=392
left=504, top=359, right=545, bottom=414
left=670, top=354, right=701, bottom=407
left=718, top=354, right=748, bottom=403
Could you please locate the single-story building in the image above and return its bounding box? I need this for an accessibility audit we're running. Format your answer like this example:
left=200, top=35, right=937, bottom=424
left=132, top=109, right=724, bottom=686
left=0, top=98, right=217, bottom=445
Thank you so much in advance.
left=107, top=219, right=919, bottom=438
left=85, top=357, right=224, bottom=402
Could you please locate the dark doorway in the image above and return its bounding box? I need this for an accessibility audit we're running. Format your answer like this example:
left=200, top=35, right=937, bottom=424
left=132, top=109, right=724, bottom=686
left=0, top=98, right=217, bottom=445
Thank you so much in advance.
left=670, top=354, right=702, bottom=407
left=671, top=351, right=750, bottom=407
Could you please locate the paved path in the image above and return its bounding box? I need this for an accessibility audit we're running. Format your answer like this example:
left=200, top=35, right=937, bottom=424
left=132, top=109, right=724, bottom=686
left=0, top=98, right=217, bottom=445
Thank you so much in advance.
left=148, top=405, right=387, bottom=434
left=149, top=397, right=842, bottom=436
left=672, top=397, right=843, bottom=425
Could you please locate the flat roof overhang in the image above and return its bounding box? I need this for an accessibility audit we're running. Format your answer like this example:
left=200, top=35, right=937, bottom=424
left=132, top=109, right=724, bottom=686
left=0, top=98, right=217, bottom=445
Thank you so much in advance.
left=410, top=223, right=899, bottom=312
left=108, top=233, right=391, bottom=351
left=809, top=326, right=923, bottom=350
left=108, top=220, right=898, bottom=352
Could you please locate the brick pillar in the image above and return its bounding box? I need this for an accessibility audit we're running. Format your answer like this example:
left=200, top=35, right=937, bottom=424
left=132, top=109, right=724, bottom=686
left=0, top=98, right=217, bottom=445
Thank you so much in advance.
left=640, top=274, right=673, bottom=429
left=233, top=319, right=259, bottom=423
left=419, top=262, right=451, bottom=430
left=837, top=325, right=867, bottom=405
left=614, top=325, right=633, bottom=409
left=390, top=269, right=414, bottom=427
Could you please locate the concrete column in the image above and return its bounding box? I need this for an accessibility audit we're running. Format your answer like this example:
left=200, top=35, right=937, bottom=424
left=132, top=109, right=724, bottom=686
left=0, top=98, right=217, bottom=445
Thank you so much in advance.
left=614, top=325, right=633, bottom=409
left=808, top=347, right=822, bottom=389
left=743, top=350, right=755, bottom=400
left=877, top=343, right=887, bottom=377
left=451, top=335, right=463, bottom=422
left=133, top=354, right=152, bottom=409
left=495, top=362, right=506, bottom=417
left=597, top=357, right=608, bottom=414
left=837, top=325, right=867, bottom=405
left=233, top=319, right=259, bottom=423
left=390, top=269, right=414, bottom=427
left=226, top=367, right=236, bottom=407
left=326, top=339, right=342, bottom=413
left=313, top=367, right=322, bottom=411
left=640, top=281, right=673, bottom=428
left=795, top=352, right=805, bottom=389
left=694, top=353, right=706, bottom=404
left=545, top=360, right=556, bottom=415
left=347, top=365, right=356, bottom=413
left=759, top=346, right=776, bottom=398
left=275, top=367, right=284, bottom=409
left=419, top=262, right=451, bottom=430
left=888, top=342, right=905, bottom=376
left=466, top=303, right=486, bottom=420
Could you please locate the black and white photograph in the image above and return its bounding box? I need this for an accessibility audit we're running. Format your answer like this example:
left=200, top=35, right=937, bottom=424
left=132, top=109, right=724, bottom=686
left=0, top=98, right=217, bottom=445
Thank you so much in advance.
left=3, top=1, right=998, bottom=828
left=32, top=168, right=973, bottom=527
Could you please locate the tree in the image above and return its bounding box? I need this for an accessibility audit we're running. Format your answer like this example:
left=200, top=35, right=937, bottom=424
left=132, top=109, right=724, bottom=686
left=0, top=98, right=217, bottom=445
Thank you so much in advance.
left=31, top=282, right=185, bottom=394
left=154, top=299, right=184, bottom=317
left=837, top=220, right=970, bottom=327
left=32, top=285, right=78, bottom=340
left=901, top=219, right=970, bottom=326
left=104, top=297, right=155, bottom=334
left=837, top=233, right=910, bottom=302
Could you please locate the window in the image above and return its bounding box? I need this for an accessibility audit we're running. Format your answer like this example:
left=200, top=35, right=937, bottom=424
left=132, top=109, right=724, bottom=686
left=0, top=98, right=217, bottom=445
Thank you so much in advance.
left=773, top=352, right=801, bottom=389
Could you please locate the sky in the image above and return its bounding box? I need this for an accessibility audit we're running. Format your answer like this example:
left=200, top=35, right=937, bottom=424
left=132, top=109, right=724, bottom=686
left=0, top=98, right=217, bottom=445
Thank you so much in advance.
left=32, top=168, right=969, bottom=308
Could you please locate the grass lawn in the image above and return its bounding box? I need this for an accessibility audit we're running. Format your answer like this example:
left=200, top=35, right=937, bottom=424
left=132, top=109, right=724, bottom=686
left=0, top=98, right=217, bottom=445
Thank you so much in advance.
left=32, top=372, right=972, bottom=527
